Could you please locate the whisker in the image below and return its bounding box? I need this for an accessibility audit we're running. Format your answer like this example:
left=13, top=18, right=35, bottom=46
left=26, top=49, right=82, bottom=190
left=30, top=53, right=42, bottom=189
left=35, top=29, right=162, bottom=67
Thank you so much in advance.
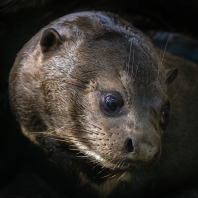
left=108, top=173, right=118, bottom=179
left=126, top=38, right=133, bottom=74
left=170, top=87, right=181, bottom=100
left=161, top=33, right=170, bottom=63
left=97, top=168, right=107, bottom=175
left=85, top=122, right=103, bottom=131
left=133, top=61, right=139, bottom=81
left=76, top=155, right=89, bottom=158
left=117, top=171, right=126, bottom=180
left=92, top=164, right=100, bottom=170
left=100, top=172, right=116, bottom=179
left=117, top=160, right=124, bottom=169
left=131, top=49, right=135, bottom=77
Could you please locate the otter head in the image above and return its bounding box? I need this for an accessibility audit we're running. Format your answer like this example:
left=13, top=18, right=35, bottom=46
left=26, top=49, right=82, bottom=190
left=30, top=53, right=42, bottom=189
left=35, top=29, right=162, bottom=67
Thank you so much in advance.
left=9, top=12, right=177, bottom=170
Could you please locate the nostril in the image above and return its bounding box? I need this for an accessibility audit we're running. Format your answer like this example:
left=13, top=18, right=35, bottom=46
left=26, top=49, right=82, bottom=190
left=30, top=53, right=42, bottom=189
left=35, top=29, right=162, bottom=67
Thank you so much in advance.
left=125, top=138, right=134, bottom=153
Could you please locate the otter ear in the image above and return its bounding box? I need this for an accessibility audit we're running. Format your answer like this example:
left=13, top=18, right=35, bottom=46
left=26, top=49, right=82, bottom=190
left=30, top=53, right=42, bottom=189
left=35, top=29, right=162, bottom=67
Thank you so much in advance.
left=40, top=28, right=63, bottom=53
left=165, top=68, right=178, bottom=85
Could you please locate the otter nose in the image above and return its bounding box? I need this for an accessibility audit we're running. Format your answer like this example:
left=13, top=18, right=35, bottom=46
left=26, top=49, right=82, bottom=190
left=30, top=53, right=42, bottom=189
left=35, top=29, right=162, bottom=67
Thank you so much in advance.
left=125, top=138, right=134, bottom=153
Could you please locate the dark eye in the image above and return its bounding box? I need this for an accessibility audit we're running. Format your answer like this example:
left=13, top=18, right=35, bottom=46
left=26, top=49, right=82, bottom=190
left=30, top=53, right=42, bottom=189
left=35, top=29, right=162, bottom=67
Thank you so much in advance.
left=100, top=91, right=124, bottom=116
left=159, top=102, right=170, bottom=130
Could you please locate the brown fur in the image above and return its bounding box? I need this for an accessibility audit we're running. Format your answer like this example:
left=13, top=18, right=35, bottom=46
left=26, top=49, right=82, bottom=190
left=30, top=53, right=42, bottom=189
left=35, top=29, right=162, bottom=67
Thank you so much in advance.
left=9, top=12, right=198, bottom=197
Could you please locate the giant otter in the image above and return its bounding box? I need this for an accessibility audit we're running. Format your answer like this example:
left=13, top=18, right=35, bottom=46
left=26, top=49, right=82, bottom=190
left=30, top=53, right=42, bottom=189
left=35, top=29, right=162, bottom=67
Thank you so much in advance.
left=9, top=11, right=198, bottom=197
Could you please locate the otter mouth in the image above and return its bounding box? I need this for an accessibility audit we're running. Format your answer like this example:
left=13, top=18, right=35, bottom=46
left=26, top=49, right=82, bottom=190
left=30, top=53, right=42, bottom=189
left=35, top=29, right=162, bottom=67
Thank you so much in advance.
left=78, top=149, right=160, bottom=171
left=104, top=157, right=160, bottom=171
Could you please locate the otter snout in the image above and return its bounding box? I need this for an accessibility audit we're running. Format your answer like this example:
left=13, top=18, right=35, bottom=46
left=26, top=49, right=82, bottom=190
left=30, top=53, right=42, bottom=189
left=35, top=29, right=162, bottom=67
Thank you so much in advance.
left=124, top=133, right=161, bottom=165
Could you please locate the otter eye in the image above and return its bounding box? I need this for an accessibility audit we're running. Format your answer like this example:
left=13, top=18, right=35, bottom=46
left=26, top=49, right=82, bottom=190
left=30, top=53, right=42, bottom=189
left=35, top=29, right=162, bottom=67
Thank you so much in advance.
left=100, top=91, right=124, bottom=116
left=159, top=102, right=170, bottom=130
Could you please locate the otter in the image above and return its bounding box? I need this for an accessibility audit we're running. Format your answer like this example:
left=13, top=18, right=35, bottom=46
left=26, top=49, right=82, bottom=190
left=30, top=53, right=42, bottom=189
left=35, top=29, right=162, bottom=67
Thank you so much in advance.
left=8, top=11, right=198, bottom=198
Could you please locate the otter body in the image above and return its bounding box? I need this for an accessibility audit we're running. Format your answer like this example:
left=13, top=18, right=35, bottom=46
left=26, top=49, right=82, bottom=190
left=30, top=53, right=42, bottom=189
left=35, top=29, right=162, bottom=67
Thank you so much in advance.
left=9, top=12, right=198, bottom=197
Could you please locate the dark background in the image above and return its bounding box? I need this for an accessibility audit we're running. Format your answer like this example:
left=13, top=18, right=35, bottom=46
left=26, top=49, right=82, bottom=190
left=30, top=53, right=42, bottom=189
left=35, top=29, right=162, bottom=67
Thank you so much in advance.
left=0, top=0, right=198, bottom=197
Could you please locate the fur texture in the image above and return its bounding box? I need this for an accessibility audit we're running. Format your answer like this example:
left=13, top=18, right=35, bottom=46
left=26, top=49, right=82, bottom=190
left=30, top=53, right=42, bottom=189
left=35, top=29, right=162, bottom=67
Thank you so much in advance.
left=8, top=12, right=198, bottom=198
